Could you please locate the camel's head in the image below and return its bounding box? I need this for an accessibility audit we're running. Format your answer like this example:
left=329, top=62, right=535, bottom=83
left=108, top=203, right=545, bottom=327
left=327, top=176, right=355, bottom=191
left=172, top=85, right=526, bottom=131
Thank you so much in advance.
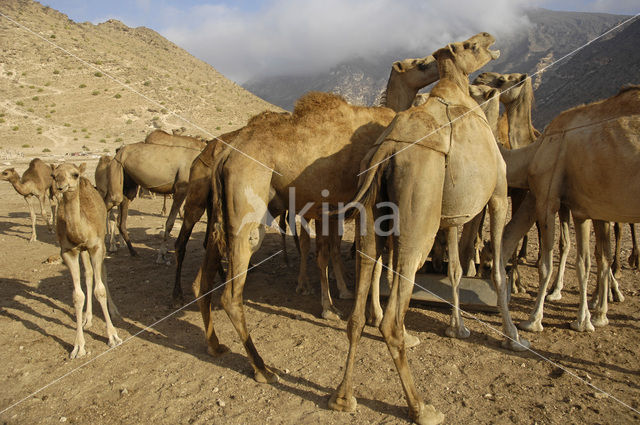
left=391, top=55, right=439, bottom=89
left=473, top=72, right=530, bottom=104
left=433, top=32, right=500, bottom=75
left=0, top=168, right=18, bottom=181
left=53, top=163, right=86, bottom=193
left=468, top=84, right=499, bottom=105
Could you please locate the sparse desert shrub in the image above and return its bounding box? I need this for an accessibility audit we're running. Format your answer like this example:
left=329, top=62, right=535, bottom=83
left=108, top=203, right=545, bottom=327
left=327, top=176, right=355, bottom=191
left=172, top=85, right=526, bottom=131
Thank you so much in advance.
left=37, top=88, right=43, bottom=92
left=50, top=34, right=56, bottom=39
left=45, top=114, right=51, bottom=118
left=44, top=82, right=51, bottom=86
left=29, top=85, right=35, bottom=89
left=79, top=84, right=86, bottom=88
left=53, top=70, right=60, bottom=75
left=114, top=93, right=121, bottom=99
left=143, top=81, right=150, bottom=86
left=84, top=135, right=90, bottom=139
left=161, top=108, right=167, bottom=114
left=5, top=71, right=12, bottom=76
left=50, top=110, right=55, bottom=114
left=103, top=148, right=109, bottom=152
left=94, top=72, right=103, bottom=77
left=100, top=139, right=106, bottom=143
left=22, top=144, right=30, bottom=148
left=64, top=123, right=71, bottom=127
left=37, top=127, right=42, bottom=131
left=168, top=86, right=173, bottom=91
left=115, top=137, right=123, bottom=143
left=42, top=148, right=51, bottom=152
left=95, top=60, right=102, bottom=65
left=12, top=126, right=19, bottom=131
left=82, top=145, right=89, bottom=150
left=27, top=108, right=34, bottom=112
left=216, top=107, right=222, bottom=112
left=16, top=101, right=24, bottom=106
left=0, top=118, right=4, bottom=123
left=125, top=119, right=132, bottom=125
left=91, top=90, right=99, bottom=96
left=81, top=128, right=87, bottom=132
left=152, top=116, right=159, bottom=121
left=32, top=96, right=39, bottom=101
left=125, top=79, right=130, bottom=84
left=216, top=126, right=221, bottom=130
left=73, top=137, right=78, bottom=141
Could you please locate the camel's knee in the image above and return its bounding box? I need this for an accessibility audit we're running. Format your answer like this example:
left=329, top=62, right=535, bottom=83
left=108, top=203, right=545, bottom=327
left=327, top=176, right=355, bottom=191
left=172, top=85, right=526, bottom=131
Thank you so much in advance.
left=93, top=283, right=107, bottom=301
left=73, top=289, right=85, bottom=307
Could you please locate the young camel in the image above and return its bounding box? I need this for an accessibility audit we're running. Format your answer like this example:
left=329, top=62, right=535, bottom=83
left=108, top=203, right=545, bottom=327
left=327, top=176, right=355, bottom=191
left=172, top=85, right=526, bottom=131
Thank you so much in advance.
left=53, top=163, right=121, bottom=358
left=1, top=158, right=56, bottom=242
left=500, top=85, right=640, bottom=332
left=330, top=34, right=529, bottom=425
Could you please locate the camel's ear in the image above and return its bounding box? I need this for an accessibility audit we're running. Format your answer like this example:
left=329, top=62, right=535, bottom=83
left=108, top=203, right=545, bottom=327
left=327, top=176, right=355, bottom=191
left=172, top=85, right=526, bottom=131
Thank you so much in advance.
left=487, top=88, right=499, bottom=100
left=433, top=44, right=456, bottom=60
left=78, top=163, right=87, bottom=174
left=519, top=74, right=528, bottom=82
left=392, top=61, right=404, bottom=72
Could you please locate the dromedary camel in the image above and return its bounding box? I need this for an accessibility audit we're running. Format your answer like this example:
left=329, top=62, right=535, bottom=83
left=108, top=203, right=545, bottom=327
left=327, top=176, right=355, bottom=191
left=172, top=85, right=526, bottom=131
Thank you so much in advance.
left=95, top=155, right=119, bottom=253
left=499, top=85, right=640, bottom=333
left=173, top=56, right=440, bottom=308
left=53, top=162, right=121, bottom=358
left=329, top=33, right=529, bottom=425
left=613, top=222, right=639, bottom=276
left=105, top=133, right=205, bottom=263
left=1, top=158, right=56, bottom=242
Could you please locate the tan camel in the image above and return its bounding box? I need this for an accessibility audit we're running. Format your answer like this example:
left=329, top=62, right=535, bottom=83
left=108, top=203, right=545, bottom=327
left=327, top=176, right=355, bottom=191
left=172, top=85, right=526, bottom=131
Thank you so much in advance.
left=330, top=33, right=529, bottom=425
left=1, top=158, right=56, bottom=242
left=499, top=85, right=640, bottom=332
left=382, top=55, right=439, bottom=112
left=105, top=133, right=204, bottom=264
left=613, top=223, right=639, bottom=276
left=53, top=162, right=121, bottom=358
left=95, top=155, right=120, bottom=253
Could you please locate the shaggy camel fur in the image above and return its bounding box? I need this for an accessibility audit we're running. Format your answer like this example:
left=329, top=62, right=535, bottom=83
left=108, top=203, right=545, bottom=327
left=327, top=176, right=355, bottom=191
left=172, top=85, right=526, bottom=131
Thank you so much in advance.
left=500, top=85, right=640, bottom=332
left=105, top=133, right=205, bottom=263
left=1, top=158, right=56, bottom=242
left=329, top=33, right=529, bottom=425
left=53, top=163, right=121, bottom=358
left=95, top=155, right=119, bottom=253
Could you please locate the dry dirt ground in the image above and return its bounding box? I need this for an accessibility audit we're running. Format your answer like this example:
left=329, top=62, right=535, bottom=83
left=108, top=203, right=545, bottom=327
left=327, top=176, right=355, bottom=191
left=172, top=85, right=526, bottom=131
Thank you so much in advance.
left=1, top=159, right=639, bottom=425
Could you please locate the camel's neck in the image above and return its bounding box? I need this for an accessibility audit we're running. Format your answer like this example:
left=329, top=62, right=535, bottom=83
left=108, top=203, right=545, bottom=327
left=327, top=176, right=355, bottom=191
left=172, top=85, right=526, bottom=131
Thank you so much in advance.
left=505, top=98, right=537, bottom=149
left=7, top=174, right=31, bottom=197
left=479, top=100, right=500, bottom=139
left=437, top=59, right=470, bottom=96
left=61, top=190, right=83, bottom=233
left=500, top=138, right=543, bottom=189
left=384, top=76, right=419, bottom=112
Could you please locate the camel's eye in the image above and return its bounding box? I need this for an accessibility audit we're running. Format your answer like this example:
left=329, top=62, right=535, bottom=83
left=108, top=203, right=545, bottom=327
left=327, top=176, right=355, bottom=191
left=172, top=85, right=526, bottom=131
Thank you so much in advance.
left=72, top=173, right=79, bottom=178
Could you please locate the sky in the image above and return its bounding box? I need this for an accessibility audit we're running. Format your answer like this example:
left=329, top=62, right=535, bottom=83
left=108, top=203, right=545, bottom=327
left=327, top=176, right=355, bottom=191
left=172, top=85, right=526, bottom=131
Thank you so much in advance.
left=40, top=0, right=639, bottom=83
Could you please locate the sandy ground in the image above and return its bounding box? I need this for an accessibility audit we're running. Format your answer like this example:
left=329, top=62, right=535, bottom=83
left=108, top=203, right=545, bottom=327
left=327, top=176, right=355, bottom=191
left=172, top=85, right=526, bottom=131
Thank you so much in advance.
left=1, top=159, right=639, bottom=424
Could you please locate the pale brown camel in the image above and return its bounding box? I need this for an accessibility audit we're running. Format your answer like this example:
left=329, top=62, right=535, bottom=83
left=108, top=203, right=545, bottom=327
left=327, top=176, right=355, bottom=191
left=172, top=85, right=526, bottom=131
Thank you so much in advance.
left=95, top=155, right=119, bottom=253
left=105, top=133, right=205, bottom=263
left=613, top=222, right=639, bottom=276
left=499, top=85, right=640, bottom=332
left=174, top=57, right=440, bottom=311
left=1, top=158, right=56, bottom=242
left=53, top=162, right=121, bottom=358
left=329, top=33, right=529, bottom=425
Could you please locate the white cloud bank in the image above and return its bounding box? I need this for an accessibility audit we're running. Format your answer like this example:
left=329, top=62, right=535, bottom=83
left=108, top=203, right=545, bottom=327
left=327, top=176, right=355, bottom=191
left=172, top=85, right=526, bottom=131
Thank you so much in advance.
left=160, top=0, right=535, bottom=83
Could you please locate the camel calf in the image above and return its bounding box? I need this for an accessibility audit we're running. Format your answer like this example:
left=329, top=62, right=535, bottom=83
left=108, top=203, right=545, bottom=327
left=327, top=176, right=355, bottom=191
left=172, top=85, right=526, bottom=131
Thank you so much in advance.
left=53, top=163, right=121, bottom=358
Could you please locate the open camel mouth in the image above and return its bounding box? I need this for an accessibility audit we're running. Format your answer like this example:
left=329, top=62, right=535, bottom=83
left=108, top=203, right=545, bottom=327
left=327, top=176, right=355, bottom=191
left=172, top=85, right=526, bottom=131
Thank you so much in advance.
left=488, top=40, right=500, bottom=60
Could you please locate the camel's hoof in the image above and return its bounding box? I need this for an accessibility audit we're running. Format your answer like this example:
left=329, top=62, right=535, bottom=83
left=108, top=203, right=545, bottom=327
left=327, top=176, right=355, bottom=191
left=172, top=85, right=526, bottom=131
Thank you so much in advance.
left=29, top=236, right=37, bottom=243
left=629, top=252, right=639, bottom=269
left=518, top=320, right=543, bottom=332
left=254, top=366, right=279, bottom=384
left=322, top=308, right=342, bottom=321
left=366, top=316, right=382, bottom=327
left=207, top=344, right=230, bottom=357
left=612, top=289, right=625, bottom=303
left=411, top=402, right=445, bottom=425
left=404, top=331, right=421, bottom=348
left=592, top=314, right=609, bottom=328
left=338, top=289, right=355, bottom=300
left=328, top=392, right=357, bottom=412
left=82, top=316, right=93, bottom=329
left=445, top=325, right=470, bottom=339
left=502, top=337, right=530, bottom=351
left=295, top=283, right=312, bottom=296
left=170, top=296, right=184, bottom=309
left=70, top=345, right=86, bottom=359
left=570, top=319, right=595, bottom=332
left=546, top=290, right=562, bottom=301
left=108, top=334, right=122, bottom=348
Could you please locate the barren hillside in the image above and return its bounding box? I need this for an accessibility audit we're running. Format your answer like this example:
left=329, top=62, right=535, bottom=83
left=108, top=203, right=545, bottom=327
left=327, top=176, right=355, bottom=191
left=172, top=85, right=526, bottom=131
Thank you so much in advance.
left=0, top=0, right=280, bottom=161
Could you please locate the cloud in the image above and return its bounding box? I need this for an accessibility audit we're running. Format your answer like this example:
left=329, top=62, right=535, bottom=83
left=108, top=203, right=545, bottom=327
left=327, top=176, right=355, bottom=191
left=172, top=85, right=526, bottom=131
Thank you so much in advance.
left=160, top=0, right=534, bottom=83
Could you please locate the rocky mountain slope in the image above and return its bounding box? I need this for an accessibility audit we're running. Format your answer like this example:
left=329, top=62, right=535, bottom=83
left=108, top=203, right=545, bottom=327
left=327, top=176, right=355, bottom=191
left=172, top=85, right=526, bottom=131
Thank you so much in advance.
left=0, top=0, right=280, bottom=160
left=244, top=9, right=630, bottom=111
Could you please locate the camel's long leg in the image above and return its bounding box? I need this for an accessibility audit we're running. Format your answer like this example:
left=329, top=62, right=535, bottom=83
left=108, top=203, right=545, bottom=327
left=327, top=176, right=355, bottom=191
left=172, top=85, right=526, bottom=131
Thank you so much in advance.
left=89, top=245, right=121, bottom=347
left=445, top=226, right=469, bottom=339
left=592, top=220, right=612, bottom=327
left=488, top=185, right=528, bottom=349
left=459, top=211, right=483, bottom=276
left=279, top=213, right=289, bottom=266
left=295, top=224, right=312, bottom=295
left=37, top=194, right=52, bottom=230
left=315, top=223, right=341, bottom=321
left=106, top=209, right=119, bottom=253
left=329, top=212, right=382, bottom=413
left=80, top=251, right=94, bottom=329
left=547, top=205, right=571, bottom=301
left=193, top=232, right=228, bottom=356
left=174, top=198, right=206, bottom=303
left=367, top=256, right=384, bottom=326
left=118, top=197, right=137, bottom=256
left=328, top=219, right=354, bottom=300
left=62, top=250, right=86, bottom=359
left=630, top=224, right=639, bottom=269
left=570, top=217, right=594, bottom=332
left=519, top=201, right=556, bottom=333
left=158, top=183, right=188, bottom=264
left=612, top=222, right=623, bottom=278
left=25, top=196, right=37, bottom=242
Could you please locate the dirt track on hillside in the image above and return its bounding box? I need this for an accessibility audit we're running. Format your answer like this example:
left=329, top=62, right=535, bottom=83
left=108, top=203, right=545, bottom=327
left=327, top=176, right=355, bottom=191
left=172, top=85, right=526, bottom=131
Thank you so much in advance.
left=1, top=160, right=639, bottom=424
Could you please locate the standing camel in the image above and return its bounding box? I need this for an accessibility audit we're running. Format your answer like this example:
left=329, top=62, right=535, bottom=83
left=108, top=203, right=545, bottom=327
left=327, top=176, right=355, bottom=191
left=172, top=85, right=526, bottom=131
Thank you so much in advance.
left=173, top=56, right=440, bottom=306
left=613, top=223, right=639, bottom=277
left=500, top=85, right=640, bottom=332
left=329, top=34, right=529, bottom=425
left=1, top=158, right=56, bottom=242
left=53, top=162, right=121, bottom=358
left=95, top=155, right=119, bottom=253
left=105, top=133, right=204, bottom=264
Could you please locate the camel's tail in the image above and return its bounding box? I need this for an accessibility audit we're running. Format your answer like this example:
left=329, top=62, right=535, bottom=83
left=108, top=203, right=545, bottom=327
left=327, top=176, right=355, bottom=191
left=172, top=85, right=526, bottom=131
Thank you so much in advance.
left=209, top=147, right=233, bottom=256
left=106, top=150, right=126, bottom=210
left=336, top=142, right=396, bottom=218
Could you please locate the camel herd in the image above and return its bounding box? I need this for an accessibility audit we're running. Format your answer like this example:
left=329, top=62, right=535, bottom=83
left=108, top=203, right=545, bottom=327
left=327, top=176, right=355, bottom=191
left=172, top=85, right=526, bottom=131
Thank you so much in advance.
left=2, top=32, right=639, bottom=424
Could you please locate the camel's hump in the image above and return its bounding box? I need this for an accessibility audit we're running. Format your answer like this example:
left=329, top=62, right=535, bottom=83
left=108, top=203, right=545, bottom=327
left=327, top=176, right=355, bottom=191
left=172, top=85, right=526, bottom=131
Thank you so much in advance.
left=292, top=92, right=349, bottom=117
